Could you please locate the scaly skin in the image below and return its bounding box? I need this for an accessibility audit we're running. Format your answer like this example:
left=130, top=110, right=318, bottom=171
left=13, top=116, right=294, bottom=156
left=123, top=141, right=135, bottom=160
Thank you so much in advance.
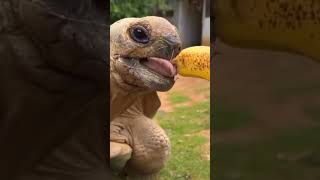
left=110, top=16, right=181, bottom=179
left=111, top=108, right=170, bottom=179
left=215, top=0, right=320, bottom=62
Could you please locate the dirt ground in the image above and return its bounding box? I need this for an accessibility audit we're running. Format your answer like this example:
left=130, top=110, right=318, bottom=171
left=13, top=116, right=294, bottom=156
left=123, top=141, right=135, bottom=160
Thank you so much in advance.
left=158, top=76, right=210, bottom=112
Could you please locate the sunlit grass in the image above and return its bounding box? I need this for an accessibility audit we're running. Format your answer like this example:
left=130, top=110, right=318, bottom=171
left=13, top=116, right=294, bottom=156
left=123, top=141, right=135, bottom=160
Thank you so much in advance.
left=156, top=97, right=210, bottom=180
left=169, top=92, right=191, bottom=104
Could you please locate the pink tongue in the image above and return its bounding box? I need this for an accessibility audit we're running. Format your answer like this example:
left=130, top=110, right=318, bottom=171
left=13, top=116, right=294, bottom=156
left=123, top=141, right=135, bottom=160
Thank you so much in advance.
left=142, top=57, right=177, bottom=77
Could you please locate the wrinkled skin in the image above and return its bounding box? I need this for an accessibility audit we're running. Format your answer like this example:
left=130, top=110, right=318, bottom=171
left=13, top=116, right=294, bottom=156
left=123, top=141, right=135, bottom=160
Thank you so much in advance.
left=0, top=0, right=113, bottom=180
left=110, top=17, right=181, bottom=179
left=110, top=17, right=181, bottom=93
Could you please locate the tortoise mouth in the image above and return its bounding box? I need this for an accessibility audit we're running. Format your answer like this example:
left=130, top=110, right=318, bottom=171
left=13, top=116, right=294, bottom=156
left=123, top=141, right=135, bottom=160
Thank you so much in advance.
left=140, top=57, right=177, bottom=78
left=120, top=56, right=178, bottom=79
left=115, top=56, right=177, bottom=92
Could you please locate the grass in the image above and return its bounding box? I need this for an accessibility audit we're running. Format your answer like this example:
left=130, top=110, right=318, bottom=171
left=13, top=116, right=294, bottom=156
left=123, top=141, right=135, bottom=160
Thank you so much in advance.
left=169, top=92, right=191, bottom=104
left=156, top=92, right=210, bottom=180
left=213, top=126, right=320, bottom=180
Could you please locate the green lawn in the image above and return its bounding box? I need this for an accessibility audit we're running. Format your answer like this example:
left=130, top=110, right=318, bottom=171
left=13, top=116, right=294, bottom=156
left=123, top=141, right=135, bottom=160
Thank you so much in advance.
left=169, top=92, right=192, bottom=104
left=156, top=92, right=210, bottom=180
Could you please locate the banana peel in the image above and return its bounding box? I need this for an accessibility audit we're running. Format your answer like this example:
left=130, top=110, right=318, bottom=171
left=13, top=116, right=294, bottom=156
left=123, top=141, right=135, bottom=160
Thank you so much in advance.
left=215, top=0, right=320, bottom=62
left=173, top=46, right=210, bottom=81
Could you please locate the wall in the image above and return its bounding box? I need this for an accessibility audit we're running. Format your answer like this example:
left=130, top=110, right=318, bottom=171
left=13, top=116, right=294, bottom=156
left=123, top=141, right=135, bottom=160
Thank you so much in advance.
left=172, top=0, right=203, bottom=48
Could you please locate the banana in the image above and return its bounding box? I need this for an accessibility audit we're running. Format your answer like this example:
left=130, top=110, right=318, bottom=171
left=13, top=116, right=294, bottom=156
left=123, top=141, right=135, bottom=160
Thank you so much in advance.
left=215, top=0, right=320, bottom=62
left=174, top=46, right=210, bottom=81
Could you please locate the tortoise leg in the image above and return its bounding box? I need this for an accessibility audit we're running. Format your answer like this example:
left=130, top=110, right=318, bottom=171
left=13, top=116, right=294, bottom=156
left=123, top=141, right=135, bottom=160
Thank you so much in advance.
left=110, top=142, right=132, bottom=172
left=110, top=115, right=170, bottom=179
left=110, top=121, right=132, bottom=173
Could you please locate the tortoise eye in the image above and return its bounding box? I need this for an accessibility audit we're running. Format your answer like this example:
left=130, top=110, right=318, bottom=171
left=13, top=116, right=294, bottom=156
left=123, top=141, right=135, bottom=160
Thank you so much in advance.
left=129, top=26, right=150, bottom=44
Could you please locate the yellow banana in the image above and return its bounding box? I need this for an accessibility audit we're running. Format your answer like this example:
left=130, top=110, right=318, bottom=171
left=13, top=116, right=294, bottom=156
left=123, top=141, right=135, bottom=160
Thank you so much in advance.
left=174, top=46, right=210, bottom=81
left=215, top=0, right=320, bottom=62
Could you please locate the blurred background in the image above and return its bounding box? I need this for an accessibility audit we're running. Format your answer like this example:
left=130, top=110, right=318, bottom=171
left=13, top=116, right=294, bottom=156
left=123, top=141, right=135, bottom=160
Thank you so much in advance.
left=111, top=0, right=211, bottom=179
left=214, top=41, right=320, bottom=180
left=213, top=1, right=320, bottom=180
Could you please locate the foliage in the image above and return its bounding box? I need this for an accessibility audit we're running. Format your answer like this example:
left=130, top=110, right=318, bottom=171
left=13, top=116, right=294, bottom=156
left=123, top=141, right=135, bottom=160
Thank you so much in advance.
left=110, top=0, right=172, bottom=23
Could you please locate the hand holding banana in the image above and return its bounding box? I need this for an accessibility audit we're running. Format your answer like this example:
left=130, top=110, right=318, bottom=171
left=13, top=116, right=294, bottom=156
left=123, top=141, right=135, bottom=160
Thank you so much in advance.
left=173, top=46, right=210, bottom=81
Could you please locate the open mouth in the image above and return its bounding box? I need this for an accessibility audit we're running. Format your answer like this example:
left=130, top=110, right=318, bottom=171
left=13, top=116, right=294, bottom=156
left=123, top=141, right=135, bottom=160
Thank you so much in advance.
left=140, top=57, right=177, bottom=78
left=115, top=55, right=178, bottom=91
left=121, top=56, right=178, bottom=79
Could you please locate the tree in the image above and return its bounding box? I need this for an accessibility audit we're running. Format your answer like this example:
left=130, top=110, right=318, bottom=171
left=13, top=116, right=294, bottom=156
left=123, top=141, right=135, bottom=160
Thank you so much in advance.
left=110, top=0, right=172, bottom=23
